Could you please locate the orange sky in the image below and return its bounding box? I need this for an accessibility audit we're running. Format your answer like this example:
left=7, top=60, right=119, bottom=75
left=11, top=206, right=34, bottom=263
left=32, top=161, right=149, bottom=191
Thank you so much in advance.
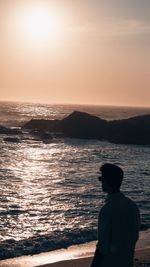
left=0, top=0, right=150, bottom=107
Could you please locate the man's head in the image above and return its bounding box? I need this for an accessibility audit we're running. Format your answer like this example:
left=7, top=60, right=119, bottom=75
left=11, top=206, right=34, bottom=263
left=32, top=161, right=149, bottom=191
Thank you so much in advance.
left=98, top=163, right=123, bottom=193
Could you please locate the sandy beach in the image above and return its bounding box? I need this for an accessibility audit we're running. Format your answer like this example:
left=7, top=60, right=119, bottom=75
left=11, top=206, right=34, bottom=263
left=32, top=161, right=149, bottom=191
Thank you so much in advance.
left=35, top=248, right=150, bottom=267
left=0, top=248, right=149, bottom=267
left=0, top=230, right=150, bottom=267
left=36, top=251, right=150, bottom=267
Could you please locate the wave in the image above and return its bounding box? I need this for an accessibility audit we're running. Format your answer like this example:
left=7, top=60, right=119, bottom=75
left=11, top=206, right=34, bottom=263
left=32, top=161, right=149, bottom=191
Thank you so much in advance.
left=0, top=228, right=97, bottom=260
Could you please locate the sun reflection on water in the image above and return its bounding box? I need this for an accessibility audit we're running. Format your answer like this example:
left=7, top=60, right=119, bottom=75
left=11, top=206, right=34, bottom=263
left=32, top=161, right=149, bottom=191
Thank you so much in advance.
left=0, top=139, right=149, bottom=245
left=1, top=143, right=80, bottom=241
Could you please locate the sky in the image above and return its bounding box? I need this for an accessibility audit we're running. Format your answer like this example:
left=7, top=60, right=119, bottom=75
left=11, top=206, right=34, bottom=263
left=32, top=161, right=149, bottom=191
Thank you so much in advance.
left=0, top=0, right=150, bottom=107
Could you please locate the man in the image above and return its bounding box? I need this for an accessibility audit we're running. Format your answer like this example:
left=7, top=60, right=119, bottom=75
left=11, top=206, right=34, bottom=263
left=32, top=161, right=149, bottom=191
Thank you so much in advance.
left=90, top=163, right=140, bottom=267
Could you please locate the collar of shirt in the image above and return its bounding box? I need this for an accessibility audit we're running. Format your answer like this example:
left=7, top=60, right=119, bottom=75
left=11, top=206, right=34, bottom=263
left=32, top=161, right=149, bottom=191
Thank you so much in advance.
left=105, top=192, right=124, bottom=202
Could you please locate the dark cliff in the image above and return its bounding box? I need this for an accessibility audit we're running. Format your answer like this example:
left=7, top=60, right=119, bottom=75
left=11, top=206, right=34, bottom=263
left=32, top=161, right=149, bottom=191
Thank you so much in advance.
left=22, top=111, right=150, bottom=145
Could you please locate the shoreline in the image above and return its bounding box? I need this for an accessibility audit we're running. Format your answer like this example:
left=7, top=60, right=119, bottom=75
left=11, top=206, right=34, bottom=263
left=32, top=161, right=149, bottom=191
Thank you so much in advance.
left=0, top=229, right=150, bottom=267
left=35, top=247, right=150, bottom=267
left=36, top=247, right=150, bottom=267
left=0, top=247, right=149, bottom=267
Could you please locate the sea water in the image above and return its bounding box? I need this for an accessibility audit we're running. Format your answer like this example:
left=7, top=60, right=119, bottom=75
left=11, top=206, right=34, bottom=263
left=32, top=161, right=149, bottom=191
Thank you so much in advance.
left=0, top=101, right=150, bottom=259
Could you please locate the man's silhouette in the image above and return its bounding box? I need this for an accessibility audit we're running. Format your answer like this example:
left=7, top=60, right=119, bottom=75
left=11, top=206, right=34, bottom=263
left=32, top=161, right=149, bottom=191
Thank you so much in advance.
left=90, top=163, right=140, bottom=267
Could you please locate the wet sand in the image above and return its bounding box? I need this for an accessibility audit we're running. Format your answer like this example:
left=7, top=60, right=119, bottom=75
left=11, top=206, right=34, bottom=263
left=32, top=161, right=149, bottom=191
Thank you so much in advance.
left=35, top=247, right=150, bottom=267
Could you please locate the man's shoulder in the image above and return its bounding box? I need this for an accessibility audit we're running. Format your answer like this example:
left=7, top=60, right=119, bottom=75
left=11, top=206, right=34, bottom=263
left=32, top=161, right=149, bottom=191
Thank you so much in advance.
left=104, top=192, right=139, bottom=210
left=100, top=192, right=139, bottom=210
left=114, top=193, right=140, bottom=216
left=122, top=194, right=139, bottom=208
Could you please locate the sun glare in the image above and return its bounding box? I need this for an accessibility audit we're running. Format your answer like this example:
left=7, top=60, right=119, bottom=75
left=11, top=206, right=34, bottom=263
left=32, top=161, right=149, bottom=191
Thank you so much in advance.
left=20, top=5, right=65, bottom=45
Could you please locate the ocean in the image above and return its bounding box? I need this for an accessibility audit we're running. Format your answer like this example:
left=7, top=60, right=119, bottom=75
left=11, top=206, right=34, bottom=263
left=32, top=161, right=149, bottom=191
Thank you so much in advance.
left=0, top=101, right=150, bottom=260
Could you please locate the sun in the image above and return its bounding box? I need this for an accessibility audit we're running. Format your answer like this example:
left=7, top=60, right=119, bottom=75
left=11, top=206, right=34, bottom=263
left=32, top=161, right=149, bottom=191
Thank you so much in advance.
left=21, top=5, right=65, bottom=45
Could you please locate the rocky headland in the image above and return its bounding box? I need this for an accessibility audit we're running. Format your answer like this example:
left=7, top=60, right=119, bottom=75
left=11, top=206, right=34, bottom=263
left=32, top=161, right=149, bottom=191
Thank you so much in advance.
left=21, top=111, right=150, bottom=145
left=0, top=111, right=150, bottom=145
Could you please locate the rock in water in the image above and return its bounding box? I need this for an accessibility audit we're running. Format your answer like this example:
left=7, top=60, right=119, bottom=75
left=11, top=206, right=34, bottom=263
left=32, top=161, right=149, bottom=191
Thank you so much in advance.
left=22, top=112, right=150, bottom=145
left=62, top=110, right=108, bottom=139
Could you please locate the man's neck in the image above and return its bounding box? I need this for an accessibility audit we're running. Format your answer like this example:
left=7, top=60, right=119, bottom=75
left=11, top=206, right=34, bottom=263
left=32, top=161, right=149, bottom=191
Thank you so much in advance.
left=108, top=189, right=120, bottom=196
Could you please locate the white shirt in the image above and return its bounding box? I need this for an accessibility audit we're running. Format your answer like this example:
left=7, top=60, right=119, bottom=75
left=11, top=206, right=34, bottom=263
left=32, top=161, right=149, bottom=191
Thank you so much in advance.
left=97, top=192, right=140, bottom=267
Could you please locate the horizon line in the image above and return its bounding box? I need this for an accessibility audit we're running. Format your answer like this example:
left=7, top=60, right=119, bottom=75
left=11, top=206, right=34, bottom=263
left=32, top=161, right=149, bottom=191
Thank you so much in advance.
left=0, top=99, right=150, bottom=109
